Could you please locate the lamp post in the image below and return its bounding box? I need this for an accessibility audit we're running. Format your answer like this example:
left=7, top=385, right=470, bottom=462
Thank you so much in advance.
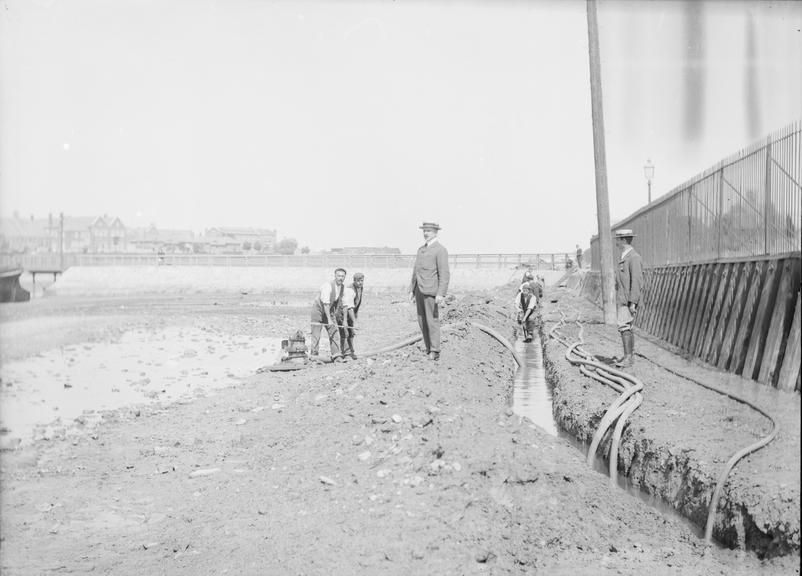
left=644, top=159, right=655, bottom=204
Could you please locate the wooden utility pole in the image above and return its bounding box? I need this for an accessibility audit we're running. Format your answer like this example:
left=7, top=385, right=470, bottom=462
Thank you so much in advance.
left=59, top=212, right=64, bottom=270
left=586, top=0, right=617, bottom=325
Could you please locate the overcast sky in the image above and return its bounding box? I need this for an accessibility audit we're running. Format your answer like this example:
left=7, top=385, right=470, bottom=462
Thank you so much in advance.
left=1, top=0, right=800, bottom=253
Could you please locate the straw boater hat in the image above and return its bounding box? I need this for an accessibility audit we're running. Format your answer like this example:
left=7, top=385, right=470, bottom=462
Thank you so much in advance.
left=419, top=222, right=441, bottom=230
left=614, top=228, right=636, bottom=238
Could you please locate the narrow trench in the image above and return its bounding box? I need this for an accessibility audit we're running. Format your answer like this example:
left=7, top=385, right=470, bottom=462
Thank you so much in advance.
left=511, top=331, right=708, bottom=541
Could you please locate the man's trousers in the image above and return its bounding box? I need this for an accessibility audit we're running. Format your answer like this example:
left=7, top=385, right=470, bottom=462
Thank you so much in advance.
left=415, top=287, right=441, bottom=354
left=310, top=301, right=342, bottom=359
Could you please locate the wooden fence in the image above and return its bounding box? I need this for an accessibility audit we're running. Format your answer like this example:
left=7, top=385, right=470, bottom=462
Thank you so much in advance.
left=581, top=253, right=801, bottom=392
left=590, top=121, right=801, bottom=269
left=0, top=252, right=574, bottom=272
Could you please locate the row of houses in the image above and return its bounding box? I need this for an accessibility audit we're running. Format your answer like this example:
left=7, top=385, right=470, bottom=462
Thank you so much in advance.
left=0, top=214, right=278, bottom=255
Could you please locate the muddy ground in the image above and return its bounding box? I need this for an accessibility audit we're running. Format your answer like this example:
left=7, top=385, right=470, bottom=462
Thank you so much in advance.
left=542, top=284, right=800, bottom=559
left=0, top=289, right=799, bottom=575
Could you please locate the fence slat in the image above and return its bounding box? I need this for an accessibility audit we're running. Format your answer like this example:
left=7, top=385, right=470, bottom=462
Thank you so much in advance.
left=674, top=265, right=701, bottom=348
left=757, top=258, right=801, bottom=386
left=710, top=262, right=743, bottom=367
left=743, top=259, right=783, bottom=379
left=700, top=263, right=734, bottom=362
left=717, top=261, right=754, bottom=370
left=688, top=264, right=718, bottom=355
left=777, top=291, right=801, bottom=391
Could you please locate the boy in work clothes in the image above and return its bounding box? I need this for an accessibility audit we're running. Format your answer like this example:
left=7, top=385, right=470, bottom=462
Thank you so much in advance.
left=310, top=268, right=347, bottom=362
left=341, top=272, right=364, bottom=360
left=515, top=282, right=539, bottom=343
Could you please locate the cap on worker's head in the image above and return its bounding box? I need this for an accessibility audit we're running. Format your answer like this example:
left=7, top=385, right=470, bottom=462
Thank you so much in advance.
left=522, top=282, right=534, bottom=293
left=614, top=228, right=636, bottom=239
left=419, top=221, right=441, bottom=231
left=524, top=271, right=534, bottom=279
left=353, top=272, right=365, bottom=280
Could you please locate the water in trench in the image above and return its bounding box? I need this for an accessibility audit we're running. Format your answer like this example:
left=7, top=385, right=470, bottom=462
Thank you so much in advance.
left=512, top=333, right=558, bottom=436
left=511, top=331, right=709, bottom=541
left=0, top=326, right=282, bottom=443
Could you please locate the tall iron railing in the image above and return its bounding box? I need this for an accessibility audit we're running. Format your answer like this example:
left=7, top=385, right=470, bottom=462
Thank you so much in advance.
left=591, top=120, right=802, bottom=269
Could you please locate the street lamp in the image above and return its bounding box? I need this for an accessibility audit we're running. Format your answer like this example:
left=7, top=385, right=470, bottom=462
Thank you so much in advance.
left=643, top=159, right=655, bottom=204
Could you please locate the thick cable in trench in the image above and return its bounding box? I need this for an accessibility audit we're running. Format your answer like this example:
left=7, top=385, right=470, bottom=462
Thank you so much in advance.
left=634, top=351, right=780, bottom=543
left=549, top=307, right=644, bottom=488
left=549, top=296, right=780, bottom=546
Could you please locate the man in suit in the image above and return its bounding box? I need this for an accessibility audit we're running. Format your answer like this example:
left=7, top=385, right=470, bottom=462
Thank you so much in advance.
left=614, top=229, right=643, bottom=368
left=409, top=222, right=450, bottom=361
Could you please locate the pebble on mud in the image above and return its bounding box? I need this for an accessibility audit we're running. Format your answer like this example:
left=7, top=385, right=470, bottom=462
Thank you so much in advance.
left=188, top=468, right=221, bottom=478
left=358, top=451, right=371, bottom=461
left=474, top=550, right=496, bottom=563
left=319, top=475, right=337, bottom=486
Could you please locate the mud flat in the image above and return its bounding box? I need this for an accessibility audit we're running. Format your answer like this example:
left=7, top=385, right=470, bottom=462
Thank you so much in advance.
left=0, top=290, right=798, bottom=574
left=543, top=287, right=800, bottom=559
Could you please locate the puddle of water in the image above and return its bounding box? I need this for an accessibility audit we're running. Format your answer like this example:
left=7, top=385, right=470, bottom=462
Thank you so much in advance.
left=0, top=326, right=282, bottom=442
left=512, top=333, right=558, bottom=436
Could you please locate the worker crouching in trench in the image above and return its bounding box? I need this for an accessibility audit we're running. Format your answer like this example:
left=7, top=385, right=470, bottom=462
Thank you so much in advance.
left=515, top=281, right=540, bottom=343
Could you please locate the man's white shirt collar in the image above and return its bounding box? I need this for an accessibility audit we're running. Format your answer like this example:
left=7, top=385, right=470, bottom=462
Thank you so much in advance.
left=621, top=245, right=633, bottom=259
left=426, top=237, right=439, bottom=247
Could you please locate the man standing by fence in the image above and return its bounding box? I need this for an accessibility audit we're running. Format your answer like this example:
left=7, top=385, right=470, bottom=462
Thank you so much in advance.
left=409, top=222, right=450, bottom=361
left=310, top=268, right=347, bottom=362
left=614, top=229, right=643, bottom=368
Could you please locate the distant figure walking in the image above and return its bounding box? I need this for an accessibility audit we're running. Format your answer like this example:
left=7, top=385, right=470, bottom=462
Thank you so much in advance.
left=341, top=272, right=364, bottom=360
left=409, top=222, right=450, bottom=361
left=614, top=229, right=643, bottom=368
left=310, top=268, right=347, bottom=362
left=576, top=244, right=583, bottom=269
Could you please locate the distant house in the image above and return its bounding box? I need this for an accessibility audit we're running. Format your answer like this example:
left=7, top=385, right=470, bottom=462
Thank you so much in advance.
left=129, top=225, right=196, bottom=253
left=0, top=215, right=52, bottom=253
left=0, top=214, right=128, bottom=253
left=59, top=215, right=127, bottom=253
left=204, top=227, right=277, bottom=253
left=89, top=216, right=127, bottom=252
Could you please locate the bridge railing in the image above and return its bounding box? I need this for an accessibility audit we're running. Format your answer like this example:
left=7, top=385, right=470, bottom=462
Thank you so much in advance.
left=590, top=120, right=801, bottom=269
left=0, top=252, right=574, bottom=271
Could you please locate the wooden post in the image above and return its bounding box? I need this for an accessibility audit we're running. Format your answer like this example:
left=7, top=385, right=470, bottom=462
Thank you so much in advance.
left=764, top=139, right=772, bottom=255
left=59, top=212, right=64, bottom=271
left=587, top=0, right=616, bottom=324
left=717, top=168, right=724, bottom=258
